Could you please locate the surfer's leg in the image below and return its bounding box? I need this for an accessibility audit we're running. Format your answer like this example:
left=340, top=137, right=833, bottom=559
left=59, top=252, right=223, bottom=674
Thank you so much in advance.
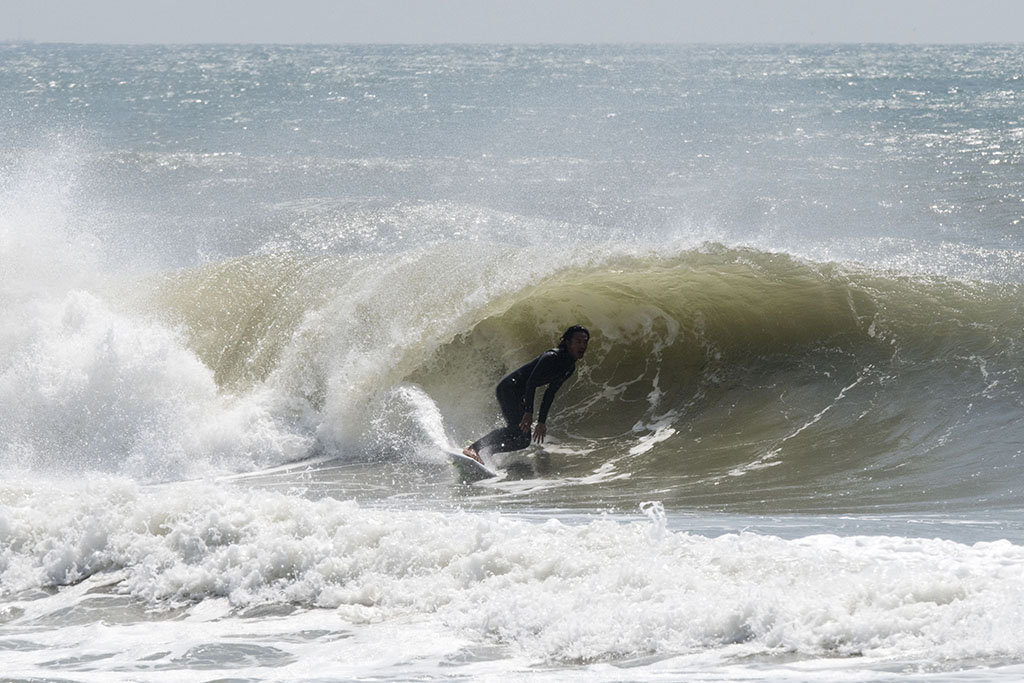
left=471, top=426, right=530, bottom=458
left=489, top=379, right=531, bottom=454
left=495, top=378, right=524, bottom=427
left=468, top=378, right=530, bottom=459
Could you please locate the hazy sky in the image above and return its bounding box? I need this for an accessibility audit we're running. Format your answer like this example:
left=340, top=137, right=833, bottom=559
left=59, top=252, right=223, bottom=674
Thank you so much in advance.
left=3, top=0, right=1023, bottom=44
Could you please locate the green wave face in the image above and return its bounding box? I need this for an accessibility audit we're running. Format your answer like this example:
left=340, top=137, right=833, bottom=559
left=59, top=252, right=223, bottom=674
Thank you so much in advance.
left=146, top=244, right=1024, bottom=511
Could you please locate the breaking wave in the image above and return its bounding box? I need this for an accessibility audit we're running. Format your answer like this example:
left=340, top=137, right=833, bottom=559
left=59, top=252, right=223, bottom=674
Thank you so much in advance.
left=6, top=236, right=1018, bottom=511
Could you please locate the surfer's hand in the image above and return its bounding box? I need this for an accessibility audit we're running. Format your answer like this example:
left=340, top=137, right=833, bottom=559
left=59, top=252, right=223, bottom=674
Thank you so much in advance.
left=519, top=412, right=533, bottom=433
left=533, top=422, right=546, bottom=444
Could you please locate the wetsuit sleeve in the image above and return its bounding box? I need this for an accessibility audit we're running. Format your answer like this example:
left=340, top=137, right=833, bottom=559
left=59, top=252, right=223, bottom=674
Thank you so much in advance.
left=537, top=379, right=565, bottom=423
left=522, top=351, right=574, bottom=422
left=521, top=351, right=559, bottom=415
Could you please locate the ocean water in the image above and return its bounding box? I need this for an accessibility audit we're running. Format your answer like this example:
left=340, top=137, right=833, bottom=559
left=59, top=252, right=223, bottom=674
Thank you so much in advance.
left=3, top=43, right=1024, bottom=681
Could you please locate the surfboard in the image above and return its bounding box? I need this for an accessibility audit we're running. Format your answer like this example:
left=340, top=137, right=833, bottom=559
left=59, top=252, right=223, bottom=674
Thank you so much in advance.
left=447, top=450, right=498, bottom=483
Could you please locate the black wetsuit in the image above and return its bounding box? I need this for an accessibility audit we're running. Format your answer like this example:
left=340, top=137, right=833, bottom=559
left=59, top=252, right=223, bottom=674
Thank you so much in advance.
left=470, top=347, right=576, bottom=457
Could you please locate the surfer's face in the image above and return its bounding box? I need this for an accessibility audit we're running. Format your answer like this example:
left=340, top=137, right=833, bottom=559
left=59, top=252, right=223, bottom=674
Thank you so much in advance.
left=566, top=332, right=589, bottom=361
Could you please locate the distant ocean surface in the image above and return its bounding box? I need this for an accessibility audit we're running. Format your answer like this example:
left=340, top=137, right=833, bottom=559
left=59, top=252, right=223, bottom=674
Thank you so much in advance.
left=4, top=43, right=1024, bottom=681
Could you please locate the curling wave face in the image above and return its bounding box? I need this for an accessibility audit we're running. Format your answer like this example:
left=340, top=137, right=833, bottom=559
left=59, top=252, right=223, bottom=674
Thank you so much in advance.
left=120, top=243, right=1024, bottom=512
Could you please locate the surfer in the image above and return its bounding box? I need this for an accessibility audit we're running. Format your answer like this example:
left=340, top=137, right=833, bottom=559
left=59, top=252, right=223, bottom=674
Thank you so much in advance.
left=462, top=325, right=589, bottom=464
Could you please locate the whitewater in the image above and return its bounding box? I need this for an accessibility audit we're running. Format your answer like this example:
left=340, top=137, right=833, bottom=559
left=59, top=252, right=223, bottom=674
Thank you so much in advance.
left=3, top=43, right=1024, bottom=680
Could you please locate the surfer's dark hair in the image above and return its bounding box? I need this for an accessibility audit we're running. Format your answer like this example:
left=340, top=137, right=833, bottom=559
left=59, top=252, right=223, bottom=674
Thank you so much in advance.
left=558, top=325, right=590, bottom=349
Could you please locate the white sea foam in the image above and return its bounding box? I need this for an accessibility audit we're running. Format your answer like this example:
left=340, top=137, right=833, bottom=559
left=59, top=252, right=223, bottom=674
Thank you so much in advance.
left=0, top=288, right=315, bottom=480
left=3, top=477, right=1024, bottom=678
left=0, top=143, right=317, bottom=480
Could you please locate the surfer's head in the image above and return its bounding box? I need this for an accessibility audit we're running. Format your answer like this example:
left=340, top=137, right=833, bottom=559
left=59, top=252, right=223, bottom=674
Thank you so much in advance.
left=559, top=325, right=590, bottom=360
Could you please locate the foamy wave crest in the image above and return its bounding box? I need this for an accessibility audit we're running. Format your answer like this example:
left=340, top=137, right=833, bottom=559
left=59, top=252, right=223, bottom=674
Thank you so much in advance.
left=0, top=290, right=314, bottom=480
left=0, top=144, right=315, bottom=481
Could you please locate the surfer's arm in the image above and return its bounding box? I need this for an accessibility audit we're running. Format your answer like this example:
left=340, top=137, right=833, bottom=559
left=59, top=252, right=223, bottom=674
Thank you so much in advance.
left=521, top=350, right=574, bottom=436
left=536, top=378, right=565, bottom=423
left=521, top=351, right=562, bottom=415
